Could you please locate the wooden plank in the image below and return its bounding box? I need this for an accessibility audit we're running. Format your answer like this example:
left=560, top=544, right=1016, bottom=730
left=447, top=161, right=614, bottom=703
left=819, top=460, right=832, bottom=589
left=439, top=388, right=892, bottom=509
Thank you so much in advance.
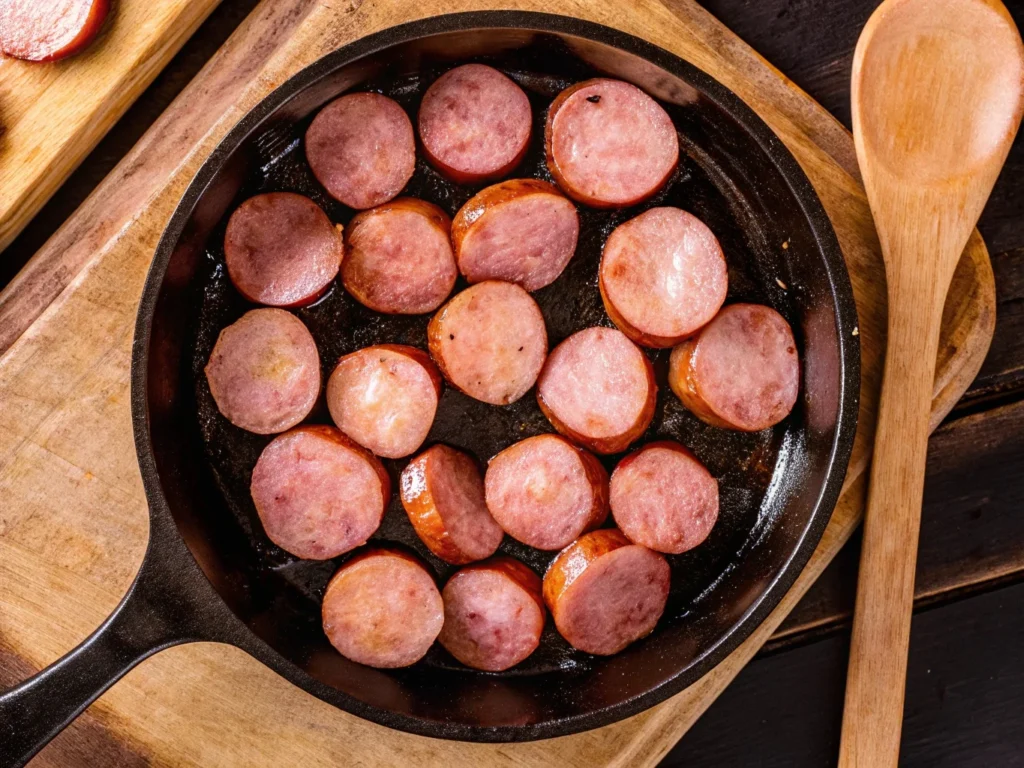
left=0, top=0, right=996, bottom=766
left=699, top=0, right=1024, bottom=257
left=774, top=245, right=1024, bottom=649
left=0, top=0, right=227, bottom=253
left=963, top=248, right=1024, bottom=405
left=0, top=0, right=319, bottom=355
left=774, top=396, right=1024, bottom=646
left=667, top=578, right=1024, bottom=766
left=0, top=0, right=265, bottom=289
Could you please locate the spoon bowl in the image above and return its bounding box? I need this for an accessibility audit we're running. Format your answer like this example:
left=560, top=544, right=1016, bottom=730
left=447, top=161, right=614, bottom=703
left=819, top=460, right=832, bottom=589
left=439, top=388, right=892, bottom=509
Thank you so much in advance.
left=857, top=0, right=1024, bottom=184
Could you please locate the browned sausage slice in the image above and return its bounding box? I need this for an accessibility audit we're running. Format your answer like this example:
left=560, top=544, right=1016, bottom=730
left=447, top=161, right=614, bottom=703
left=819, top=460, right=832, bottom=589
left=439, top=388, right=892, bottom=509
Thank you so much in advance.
left=668, top=303, right=800, bottom=432
left=439, top=557, right=545, bottom=671
left=418, top=64, right=532, bottom=183
left=305, top=93, right=415, bottom=210
left=322, top=548, right=443, bottom=668
left=610, top=441, right=719, bottom=554
left=224, top=193, right=342, bottom=308
left=545, top=79, right=678, bottom=208
left=536, top=327, right=655, bottom=454
left=0, top=0, right=109, bottom=61
left=401, top=444, right=504, bottom=564
left=600, top=207, right=728, bottom=347
left=543, top=529, right=669, bottom=655
left=250, top=425, right=390, bottom=560
left=326, top=344, right=441, bottom=459
left=452, top=179, right=579, bottom=291
left=485, top=434, right=609, bottom=550
left=204, top=308, right=320, bottom=435
left=428, top=281, right=547, bottom=406
left=342, top=198, right=457, bottom=314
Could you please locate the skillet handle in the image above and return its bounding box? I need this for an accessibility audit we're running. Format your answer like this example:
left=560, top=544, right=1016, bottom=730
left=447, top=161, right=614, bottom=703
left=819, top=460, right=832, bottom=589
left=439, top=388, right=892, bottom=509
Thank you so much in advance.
left=0, top=517, right=226, bottom=768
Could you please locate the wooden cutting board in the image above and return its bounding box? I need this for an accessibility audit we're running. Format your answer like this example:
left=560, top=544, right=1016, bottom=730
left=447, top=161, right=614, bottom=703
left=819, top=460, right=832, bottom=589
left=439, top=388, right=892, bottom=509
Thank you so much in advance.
left=0, top=0, right=995, bottom=766
left=0, top=0, right=224, bottom=252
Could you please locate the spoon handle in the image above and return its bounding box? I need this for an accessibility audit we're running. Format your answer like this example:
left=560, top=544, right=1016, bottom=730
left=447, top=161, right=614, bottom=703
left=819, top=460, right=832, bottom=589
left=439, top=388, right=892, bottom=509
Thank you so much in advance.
left=839, top=293, right=945, bottom=767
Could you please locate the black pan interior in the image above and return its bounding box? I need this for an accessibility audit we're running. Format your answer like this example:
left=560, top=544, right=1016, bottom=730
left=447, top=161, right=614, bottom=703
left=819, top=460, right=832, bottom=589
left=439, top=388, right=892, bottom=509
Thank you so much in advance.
left=140, top=15, right=857, bottom=740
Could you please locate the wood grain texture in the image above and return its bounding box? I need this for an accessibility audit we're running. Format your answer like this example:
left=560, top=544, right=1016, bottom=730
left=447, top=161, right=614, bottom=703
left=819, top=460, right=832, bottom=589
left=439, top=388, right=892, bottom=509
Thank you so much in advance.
left=0, top=0, right=996, bottom=766
left=968, top=247, right=1024, bottom=405
left=841, top=3, right=1024, bottom=763
left=0, top=0, right=228, bottom=254
left=0, top=0, right=319, bottom=355
left=669, top=579, right=1024, bottom=767
left=0, top=649, right=153, bottom=768
left=773, top=393, right=1024, bottom=648
left=699, top=0, right=1024, bottom=259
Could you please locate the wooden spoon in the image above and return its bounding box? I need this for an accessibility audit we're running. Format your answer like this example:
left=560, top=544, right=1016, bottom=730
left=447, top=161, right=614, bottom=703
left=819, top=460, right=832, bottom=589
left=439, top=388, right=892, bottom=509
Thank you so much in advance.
left=841, top=1, right=1024, bottom=765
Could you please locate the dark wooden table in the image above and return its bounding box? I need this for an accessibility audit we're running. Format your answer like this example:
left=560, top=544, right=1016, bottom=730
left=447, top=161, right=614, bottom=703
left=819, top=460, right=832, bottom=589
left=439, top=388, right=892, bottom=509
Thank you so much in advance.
left=4, top=1, right=1022, bottom=764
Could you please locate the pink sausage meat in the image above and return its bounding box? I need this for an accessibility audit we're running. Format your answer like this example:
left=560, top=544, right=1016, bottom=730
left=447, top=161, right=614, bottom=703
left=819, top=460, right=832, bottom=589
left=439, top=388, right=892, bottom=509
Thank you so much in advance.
left=342, top=198, right=457, bottom=314
left=669, top=303, right=800, bottom=431
left=600, top=207, right=728, bottom=348
left=439, top=557, right=545, bottom=671
left=0, top=0, right=109, bottom=62
left=428, top=281, right=548, bottom=406
left=452, top=179, right=580, bottom=292
left=610, top=441, right=719, bottom=554
left=204, top=308, right=320, bottom=435
left=546, top=79, right=679, bottom=208
left=485, top=434, right=609, bottom=550
left=250, top=425, right=390, bottom=560
left=536, top=327, right=656, bottom=454
left=322, top=548, right=443, bottom=668
left=401, top=445, right=504, bottom=565
left=543, top=529, right=670, bottom=655
left=305, top=93, right=416, bottom=210
left=224, top=192, right=342, bottom=307
left=326, top=344, right=442, bottom=459
left=418, top=64, right=532, bottom=183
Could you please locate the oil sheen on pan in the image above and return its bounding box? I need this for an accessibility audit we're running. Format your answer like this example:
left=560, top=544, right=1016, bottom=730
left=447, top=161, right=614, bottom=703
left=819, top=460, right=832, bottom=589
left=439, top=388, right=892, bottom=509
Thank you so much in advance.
left=189, top=51, right=803, bottom=676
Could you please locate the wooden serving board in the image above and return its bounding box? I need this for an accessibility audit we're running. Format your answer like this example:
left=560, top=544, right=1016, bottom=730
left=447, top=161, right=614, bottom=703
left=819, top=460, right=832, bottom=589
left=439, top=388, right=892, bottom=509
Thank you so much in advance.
left=0, top=0, right=224, bottom=253
left=0, top=0, right=995, bottom=766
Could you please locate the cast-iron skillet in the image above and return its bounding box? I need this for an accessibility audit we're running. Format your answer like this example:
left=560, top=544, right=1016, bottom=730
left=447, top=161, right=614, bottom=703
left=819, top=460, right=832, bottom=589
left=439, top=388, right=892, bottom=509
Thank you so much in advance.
left=0, top=12, right=859, bottom=765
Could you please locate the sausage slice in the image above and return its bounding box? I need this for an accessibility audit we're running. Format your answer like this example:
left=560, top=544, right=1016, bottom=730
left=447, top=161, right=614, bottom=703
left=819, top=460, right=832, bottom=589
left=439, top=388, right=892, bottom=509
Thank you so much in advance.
left=401, top=444, right=504, bottom=565
left=326, top=344, right=441, bottom=459
left=543, top=529, right=670, bottom=655
left=452, top=179, right=579, bottom=291
left=610, top=441, right=719, bottom=554
left=428, top=281, right=547, bottom=406
left=342, top=198, right=457, bottom=314
left=536, top=327, right=655, bottom=454
left=669, top=303, right=800, bottom=431
left=439, top=557, right=545, bottom=671
left=0, top=0, right=109, bottom=61
left=545, top=79, right=678, bottom=208
left=322, top=548, right=443, bottom=668
left=250, top=425, right=390, bottom=560
left=204, top=309, right=320, bottom=435
left=305, top=92, right=416, bottom=210
left=600, top=207, right=728, bottom=347
left=224, top=193, right=342, bottom=308
left=418, top=64, right=532, bottom=183
left=485, top=434, right=609, bottom=550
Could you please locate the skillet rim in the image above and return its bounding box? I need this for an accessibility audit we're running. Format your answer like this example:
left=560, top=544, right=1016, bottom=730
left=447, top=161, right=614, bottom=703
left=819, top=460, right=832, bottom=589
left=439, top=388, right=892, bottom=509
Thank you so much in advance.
left=131, top=10, right=860, bottom=742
